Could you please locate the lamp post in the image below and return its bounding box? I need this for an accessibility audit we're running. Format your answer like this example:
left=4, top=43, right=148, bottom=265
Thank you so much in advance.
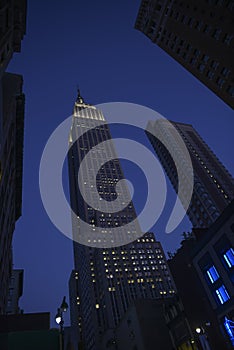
left=55, top=296, right=68, bottom=350
left=195, top=325, right=211, bottom=350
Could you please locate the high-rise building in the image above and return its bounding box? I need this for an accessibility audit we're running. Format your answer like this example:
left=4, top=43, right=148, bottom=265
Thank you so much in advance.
left=146, top=119, right=234, bottom=228
left=68, top=93, right=176, bottom=350
left=0, top=0, right=26, bottom=313
left=0, top=73, right=25, bottom=314
left=135, top=0, right=234, bottom=109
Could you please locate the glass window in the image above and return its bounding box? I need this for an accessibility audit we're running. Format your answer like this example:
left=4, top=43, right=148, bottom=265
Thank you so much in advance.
left=207, top=71, right=214, bottom=80
left=203, top=24, right=211, bottom=34
left=216, top=77, right=225, bottom=88
left=226, top=85, right=234, bottom=97
left=212, top=28, right=222, bottom=40
left=215, top=285, right=230, bottom=304
left=198, top=63, right=206, bottom=72
left=211, top=60, right=219, bottom=69
left=202, top=54, right=209, bottom=63
left=223, top=33, right=233, bottom=45
left=207, top=265, right=219, bottom=283
left=224, top=317, right=234, bottom=346
left=221, top=67, right=230, bottom=77
left=224, top=248, right=234, bottom=268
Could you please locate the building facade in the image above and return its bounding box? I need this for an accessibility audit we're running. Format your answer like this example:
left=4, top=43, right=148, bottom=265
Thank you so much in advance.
left=135, top=0, right=234, bottom=108
left=0, top=0, right=26, bottom=313
left=192, top=200, right=234, bottom=349
left=146, top=119, right=234, bottom=228
left=168, top=229, right=229, bottom=350
left=0, top=73, right=25, bottom=313
left=102, top=298, right=195, bottom=350
left=0, top=0, right=27, bottom=78
left=68, top=93, right=176, bottom=350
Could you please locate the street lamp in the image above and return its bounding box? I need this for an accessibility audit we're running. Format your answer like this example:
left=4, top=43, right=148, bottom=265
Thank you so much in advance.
left=55, top=296, right=68, bottom=350
left=196, top=327, right=202, bottom=334
left=195, top=325, right=212, bottom=350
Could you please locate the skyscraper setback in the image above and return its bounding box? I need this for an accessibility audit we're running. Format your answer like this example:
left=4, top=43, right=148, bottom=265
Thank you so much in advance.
left=146, top=119, right=234, bottom=228
left=135, top=0, right=234, bottom=108
left=68, top=93, right=176, bottom=350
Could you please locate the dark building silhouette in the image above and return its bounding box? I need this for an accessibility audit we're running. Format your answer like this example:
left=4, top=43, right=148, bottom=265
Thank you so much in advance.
left=102, top=297, right=194, bottom=350
left=146, top=119, right=234, bottom=228
left=168, top=230, right=229, bottom=350
left=68, top=93, right=176, bottom=350
left=0, top=0, right=26, bottom=313
left=192, top=200, right=234, bottom=348
left=0, top=0, right=27, bottom=77
left=6, top=269, right=24, bottom=315
left=135, top=0, right=234, bottom=108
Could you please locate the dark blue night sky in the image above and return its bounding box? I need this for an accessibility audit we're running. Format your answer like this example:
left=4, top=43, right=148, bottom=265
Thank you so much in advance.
left=8, top=0, right=234, bottom=327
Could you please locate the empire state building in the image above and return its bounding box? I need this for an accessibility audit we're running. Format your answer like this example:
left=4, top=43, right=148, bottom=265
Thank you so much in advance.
left=68, top=92, right=175, bottom=350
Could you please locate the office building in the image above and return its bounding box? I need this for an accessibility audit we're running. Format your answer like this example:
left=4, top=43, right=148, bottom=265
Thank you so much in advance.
left=168, top=230, right=228, bottom=349
left=146, top=119, right=234, bottom=228
left=192, top=200, right=234, bottom=348
left=68, top=92, right=176, bottom=350
left=135, top=0, right=234, bottom=108
left=0, top=0, right=26, bottom=313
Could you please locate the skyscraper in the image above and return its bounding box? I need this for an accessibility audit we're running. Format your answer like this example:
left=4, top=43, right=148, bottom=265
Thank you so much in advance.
left=146, top=119, right=234, bottom=228
left=68, top=93, right=176, bottom=350
left=135, top=0, right=234, bottom=109
left=0, top=0, right=26, bottom=314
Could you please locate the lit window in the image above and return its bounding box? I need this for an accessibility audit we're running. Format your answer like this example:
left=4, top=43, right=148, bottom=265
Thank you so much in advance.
left=207, top=265, right=219, bottom=283
left=95, top=304, right=100, bottom=309
left=224, top=248, right=234, bottom=268
left=224, top=317, right=234, bottom=346
left=215, top=285, right=230, bottom=304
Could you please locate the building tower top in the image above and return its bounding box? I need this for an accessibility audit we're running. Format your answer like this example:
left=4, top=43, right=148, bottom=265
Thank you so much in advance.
left=76, top=88, right=84, bottom=104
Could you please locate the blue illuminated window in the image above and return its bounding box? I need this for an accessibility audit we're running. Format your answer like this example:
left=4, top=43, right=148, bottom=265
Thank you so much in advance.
left=216, top=285, right=230, bottom=304
left=207, top=265, right=219, bottom=283
left=224, top=317, right=234, bottom=345
left=223, top=248, right=234, bottom=268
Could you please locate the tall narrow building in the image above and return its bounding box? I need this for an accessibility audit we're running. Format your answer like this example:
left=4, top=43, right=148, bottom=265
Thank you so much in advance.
left=0, top=0, right=26, bottom=313
left=146, top=119, right=234, bottom=228
left=68, top=92, right=176, bottom=350
left=135, top=0, right=234, bottom=108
